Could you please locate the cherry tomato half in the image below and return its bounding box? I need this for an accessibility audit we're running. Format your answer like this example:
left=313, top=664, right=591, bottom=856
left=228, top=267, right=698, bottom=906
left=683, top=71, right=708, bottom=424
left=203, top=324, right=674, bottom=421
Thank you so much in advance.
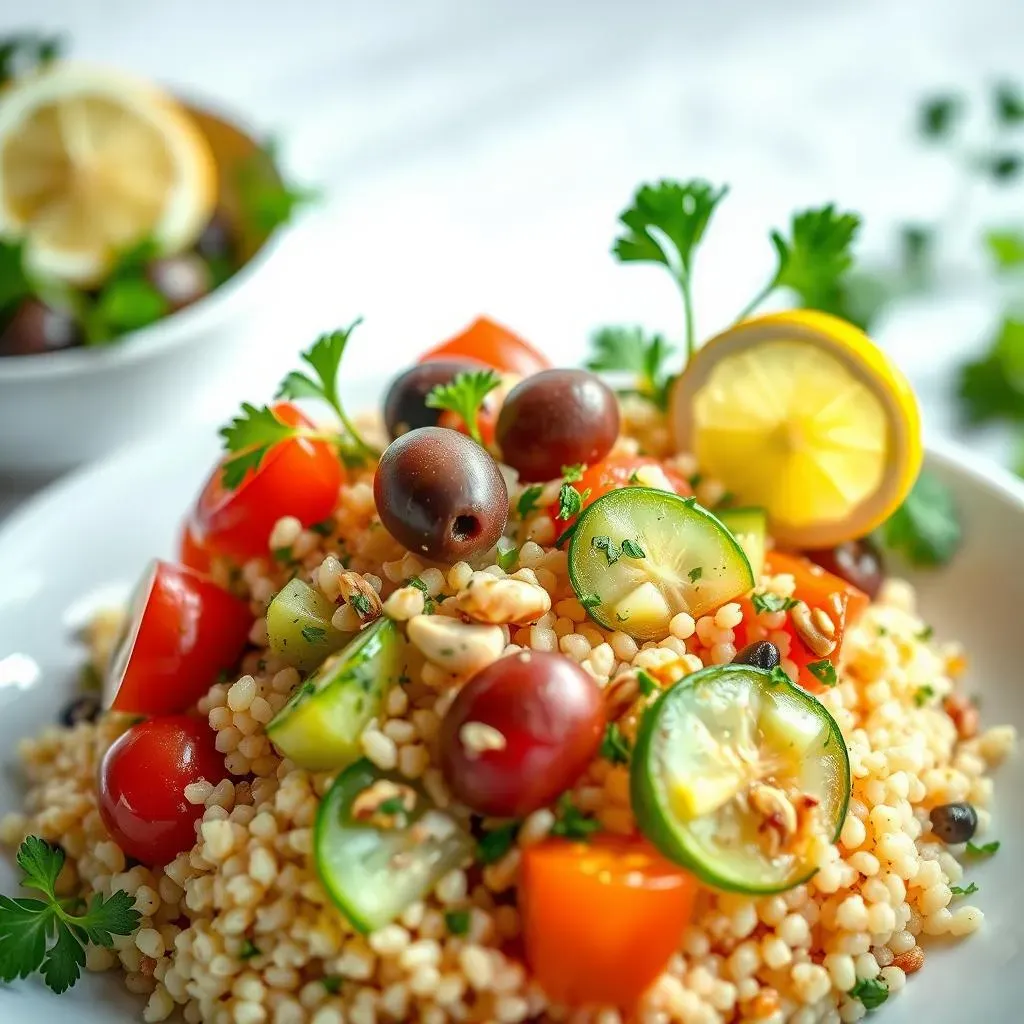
left=98, top=716, right=227, bottom=866
left=186, top=402, right=343, bottom=563
left=736, top=550, right=869, bottom=693
left=546, top=456, right=691, bottom=536
left=521, top=836, right=698, bottom=1008
left=107, top=560, right=252, bottom=715
left=179, top=521, right=212, bottom=574
left=418, top=316, right=551, bottom=377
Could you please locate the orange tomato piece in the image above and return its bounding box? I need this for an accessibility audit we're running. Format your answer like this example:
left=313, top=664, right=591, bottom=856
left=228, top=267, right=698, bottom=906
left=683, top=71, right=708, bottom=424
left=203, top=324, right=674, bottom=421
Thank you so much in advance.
left=418, top=316, right=550, bottom=376
left=737, top=550, right=868, bottom=693
left=520, top=836, right=698, bottom=1009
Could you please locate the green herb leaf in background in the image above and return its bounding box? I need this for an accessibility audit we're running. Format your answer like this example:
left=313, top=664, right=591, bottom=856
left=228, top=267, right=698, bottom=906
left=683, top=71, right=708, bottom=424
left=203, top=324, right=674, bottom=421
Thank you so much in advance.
left=984, top=230, right=1024, bottom=270
left=919, top=94, right=962, bottom=139
left=0, top=238, right=29, bottom=313
left=879, top=471, right=962, bottom=567
left=0, top=32, right=63, bottom=87
left=237, top=139, right=319, bottom=237
left=957, top=318, right=1024, bottom=426
left=585, top=326, right=676, bottom=408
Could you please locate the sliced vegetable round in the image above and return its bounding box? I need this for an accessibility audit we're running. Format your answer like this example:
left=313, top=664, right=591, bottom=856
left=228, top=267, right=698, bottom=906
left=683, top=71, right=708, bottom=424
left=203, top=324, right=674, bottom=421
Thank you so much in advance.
left=266, top=577, right=349, bottom=671
left=315, top=758, right=474, bottom=932
left=267, top=617, right=403, bottom=770
left=568, top=487, right=754, bottom=640
left=106, top=560, right=252, bottom=715
left=631, top=663, right=850, bottom=894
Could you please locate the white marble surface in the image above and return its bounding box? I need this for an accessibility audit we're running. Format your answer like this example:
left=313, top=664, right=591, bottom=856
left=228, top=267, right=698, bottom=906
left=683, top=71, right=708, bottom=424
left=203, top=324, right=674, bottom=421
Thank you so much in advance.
left=2, top=0, right=1024, bottom=516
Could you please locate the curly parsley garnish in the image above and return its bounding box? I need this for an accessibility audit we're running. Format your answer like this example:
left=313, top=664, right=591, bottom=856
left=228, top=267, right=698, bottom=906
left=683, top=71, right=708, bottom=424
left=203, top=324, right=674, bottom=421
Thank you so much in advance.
left=849, top=977, right=889, bottom=1011
left=550, top=795, right=600, bottom=841
left=0, top=837, right=140, bottom=994
left=425, top=369, right=501, bottom=446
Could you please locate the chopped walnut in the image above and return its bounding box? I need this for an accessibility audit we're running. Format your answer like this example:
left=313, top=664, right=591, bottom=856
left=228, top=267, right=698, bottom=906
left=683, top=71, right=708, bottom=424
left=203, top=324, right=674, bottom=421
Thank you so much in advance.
left=351, top=779, right=417, bottom=828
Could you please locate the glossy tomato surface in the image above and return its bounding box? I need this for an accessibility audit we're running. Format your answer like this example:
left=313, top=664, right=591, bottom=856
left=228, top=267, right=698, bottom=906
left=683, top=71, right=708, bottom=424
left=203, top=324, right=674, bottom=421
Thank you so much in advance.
left=188, top=402, right=343, bottom=563
left=418, top=316, right=550, bottom=376
left=521, top=836, right=698, bottom=1007
left=108, top=560, right=252, bottom=715
left=439, top=651, right=605, bottom=816
left=98, top=716, right=227, bottom=866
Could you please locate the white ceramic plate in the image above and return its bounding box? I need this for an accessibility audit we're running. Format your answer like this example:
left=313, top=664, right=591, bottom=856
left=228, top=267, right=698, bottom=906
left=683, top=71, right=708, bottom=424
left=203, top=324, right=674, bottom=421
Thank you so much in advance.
left=1, top=410, right=1023, bottom=1020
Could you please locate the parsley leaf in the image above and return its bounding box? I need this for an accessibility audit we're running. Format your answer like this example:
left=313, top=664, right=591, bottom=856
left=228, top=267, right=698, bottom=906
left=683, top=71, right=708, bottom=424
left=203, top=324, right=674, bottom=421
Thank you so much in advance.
left=586, top=326, right=676, bottom=408
left=919, top=94, right=961, bottom=139
left=994, top=81, right=1024, bottom=125
left=240, top=939, right=261, bottom=959
left=579, top=593, right=601, bottom=609
left=517, top=485, right=544, bottom=519
left=426, top=369, right=502, bottom=446
left=0, top=238, right=30, bottom=313
left=739, top=205, right=861, bottom=320
left=477, top=822, right=519, bottom=864
left=612, top=179, right=728, bottom=358
left=600, top=723, right=632, bottom=765
left=950, top=882, right=979, bottom=896
left=444, top=910, right=471, bottom=935
left=218, top=403, right=302, bottom=489
left=550, top=795, right=600, bottom=841
left=557, top=482, right=591, bottom=521
left=561, top=464, right=586, bottom=483
left=0, top=836, right=140, bottom=994
left=957, top=318, right=1024, bottom=425
left=849, top=976, right=889, bottom=1010
left=687, top=566, right=703, bottom=583
left=236, top=138, right=318, bottom=238
left=636, top=670, right=658, bottom=696
left=621, top=539, right=645, bottom=559
left=984, top=230, right=1024, bottom=270
left=496, top=539, right=519, bottom=573
left=0, top=32, right=63, bottom=87
left=914, top=685, right=935, bottom=707
left=879, top=471, right=961, bottom=567
left=322, top=974, right=343, bottom=994
left=966, top=840, right=1000, bottom=856
left=350, top=593, right=372, bottom=616
left=751, top=592, right=798, bottom=615
left=301, top=626, right=327, bottom=645
left=276, top=321, right=378, bottom=461
left=807, top=659, right=838, bottom=687
left=591, top=535, right=621, bottom=565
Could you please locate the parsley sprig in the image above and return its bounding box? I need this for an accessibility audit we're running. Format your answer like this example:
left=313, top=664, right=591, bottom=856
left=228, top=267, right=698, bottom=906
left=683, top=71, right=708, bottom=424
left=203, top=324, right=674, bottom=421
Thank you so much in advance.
left=877, top=470, right=961, bottom=567
left=425, top=369, right=502, bottom=445
left=0, top=836, right=140, bottom=994
left=220, top=320, right=379, bottom=488
left=585, top=326, right=675, bottom=409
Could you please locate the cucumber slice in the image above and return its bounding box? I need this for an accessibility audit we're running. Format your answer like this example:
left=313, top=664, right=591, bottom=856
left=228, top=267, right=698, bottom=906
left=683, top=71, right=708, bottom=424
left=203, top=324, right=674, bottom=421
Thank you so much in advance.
left=267, top=578, right=349, bottom=671
left=717, top=507, right=767, bottom=577
left=315, top=759, right=474, bottom=931
left=631, top=663, right=850, bottom=894
left=267, top=617, right=403, bottom=770
left=568, top=487, right=754, bottom=640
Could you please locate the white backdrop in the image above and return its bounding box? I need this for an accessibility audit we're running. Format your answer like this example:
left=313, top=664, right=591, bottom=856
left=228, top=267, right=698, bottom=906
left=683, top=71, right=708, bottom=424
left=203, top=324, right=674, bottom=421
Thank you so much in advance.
left=2, top=0, right=1024, bottom=512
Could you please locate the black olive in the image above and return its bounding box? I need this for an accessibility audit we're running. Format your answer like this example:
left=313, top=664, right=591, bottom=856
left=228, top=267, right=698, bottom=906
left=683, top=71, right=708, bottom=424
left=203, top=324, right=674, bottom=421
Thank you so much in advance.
left=195, top=209, right=238, bottom=263
left=929, top=802, right=978, bottom=844
left=805, top=538, right=885, bottom=600
left=147, top=254, right=213, bottom=312
left=374, top=427, right=508, bottom=562
left=384, top=359, right=482, bottom=439
left=0, top=299, right=83, bottom=357
left=496, top=369, right=620, bottom=482
left=733, top=641, right=781, bottom=671
left=60, top=694, right=102, bottom=728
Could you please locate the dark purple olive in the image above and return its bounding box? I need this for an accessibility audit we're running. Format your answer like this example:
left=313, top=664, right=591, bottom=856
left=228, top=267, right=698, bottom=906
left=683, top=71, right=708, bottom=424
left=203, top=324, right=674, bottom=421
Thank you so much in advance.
left=60, top=694, right=102, bottom=728
left=805, top=538, right=884, bottom=599
left=0, top=299, right=82, bottom=357
left=929, top=802, right=978, bottom=844
left=733, top=641, right=780, bottom=670
left=374, top=426, right=508, bottom=561
left=496, top=369, right=619, bottom=482
left=384, top=359, right=483, bottom=438
left=147, top=254, right=212, bottom=312
left=195, top=209, right=237, bottom=263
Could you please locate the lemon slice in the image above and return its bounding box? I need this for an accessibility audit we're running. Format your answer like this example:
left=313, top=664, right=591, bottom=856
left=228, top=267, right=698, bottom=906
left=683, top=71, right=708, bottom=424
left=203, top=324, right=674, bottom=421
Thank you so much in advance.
left=671, top=310, right=922, bottom=548
left=0, top=62, right=216, bottom=285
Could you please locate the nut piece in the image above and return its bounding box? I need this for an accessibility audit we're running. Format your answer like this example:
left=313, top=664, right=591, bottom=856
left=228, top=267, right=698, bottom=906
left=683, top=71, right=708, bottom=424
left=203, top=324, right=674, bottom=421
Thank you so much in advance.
left=454, top=574, right=552, bottom=626
left=892, top=945, right=925, bottom=975
left=406, top=615, right=505, bottom=677
left=459, top=721, right=507, bottom=758
left=790, top=601, right=837, bottom=658
left=351, top=779, right=417, bottom=828
left=338, top=571, right=383, bottom=626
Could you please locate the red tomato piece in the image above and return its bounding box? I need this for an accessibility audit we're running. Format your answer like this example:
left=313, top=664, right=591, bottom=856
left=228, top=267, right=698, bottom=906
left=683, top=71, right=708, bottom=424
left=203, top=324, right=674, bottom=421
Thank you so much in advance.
left=178, top=521, right=211, bottom=574
left=108, top=560, right=252, bottom=715
left=736, top=550, right=868, bottom=693
left=189, top=402, right=343, bottom=563
left=436, top=404, right=499, bottom=448
left=418, top=316, right=551, bottom=376
left=98, top=716, right=227, bottom=866
left=521, top=836, right=698, bottom=1008
left=546, top=455, right=691, bottom=536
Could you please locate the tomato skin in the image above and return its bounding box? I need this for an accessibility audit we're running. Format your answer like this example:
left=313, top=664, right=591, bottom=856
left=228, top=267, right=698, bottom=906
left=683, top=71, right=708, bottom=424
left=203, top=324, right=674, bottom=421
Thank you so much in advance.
left=98, top=716, right=227, bottom=866
left=437, top=406, right=499, bottom=448
left=108, top=561, right=252, bottom=715
left=178, top=521, right=211, bottom=574
left=521, top=836, right=698, bottom=1008
left=418, top=317, right=551, bottom=376
left=190, top=402, right=343, bottom=563
left=546, top=456, right=690, bottom=534
left=737, top=551, right=868, bottom=693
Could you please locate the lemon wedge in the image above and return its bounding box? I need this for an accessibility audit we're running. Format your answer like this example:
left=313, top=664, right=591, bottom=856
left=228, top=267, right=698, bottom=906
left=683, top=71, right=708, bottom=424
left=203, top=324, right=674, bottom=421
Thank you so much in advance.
left=0, top=63, right=216, bottom=285
left=671, top=310, right=922, bottom=548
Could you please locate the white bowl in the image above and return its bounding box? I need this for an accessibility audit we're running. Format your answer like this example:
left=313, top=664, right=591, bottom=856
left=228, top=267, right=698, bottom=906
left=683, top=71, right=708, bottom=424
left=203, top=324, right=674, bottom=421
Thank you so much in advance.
left=0, top=412, right=1021, bottom=1020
